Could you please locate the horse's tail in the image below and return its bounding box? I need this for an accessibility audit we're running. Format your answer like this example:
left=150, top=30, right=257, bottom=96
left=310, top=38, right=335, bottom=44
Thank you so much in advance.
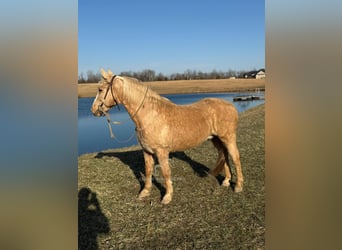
left=210, top=136, right=228, bottom=176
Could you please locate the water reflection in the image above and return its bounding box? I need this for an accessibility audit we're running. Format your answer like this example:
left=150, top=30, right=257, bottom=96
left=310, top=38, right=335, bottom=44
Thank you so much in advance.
left=78, top=92, right=264, bottom=155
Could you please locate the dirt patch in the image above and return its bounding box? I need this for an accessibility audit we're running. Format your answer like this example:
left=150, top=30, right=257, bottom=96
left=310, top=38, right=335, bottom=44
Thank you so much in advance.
left=78, top=104, right=265, bottom=249
left=78, top=78, right=265, bottom=98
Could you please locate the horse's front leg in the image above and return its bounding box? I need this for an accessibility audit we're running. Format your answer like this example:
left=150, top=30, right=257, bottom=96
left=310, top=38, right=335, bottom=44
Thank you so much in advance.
left=138, top=151, right=154, bottom=199
left=156, top=149, right=173, bottom=205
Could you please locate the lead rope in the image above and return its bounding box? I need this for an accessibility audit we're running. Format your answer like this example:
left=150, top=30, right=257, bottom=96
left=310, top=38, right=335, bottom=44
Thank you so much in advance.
left=103, top=111, right=137, bottom=143
left=104, top=111, right=116, bottom=138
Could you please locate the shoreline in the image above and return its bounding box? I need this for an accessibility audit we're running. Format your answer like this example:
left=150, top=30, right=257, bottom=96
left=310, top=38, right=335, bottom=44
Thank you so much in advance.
left=78, top=78, right=265, bottom=98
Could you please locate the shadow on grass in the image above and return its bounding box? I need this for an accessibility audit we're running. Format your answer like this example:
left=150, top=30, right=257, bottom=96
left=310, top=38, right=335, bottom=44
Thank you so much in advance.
left=95, top=150, right=166, bottom=199
left=78, top=187, right=110, bottom=250
left=95, top=150, right=145, bottom=188
left=169, top=151, right=210, bottom=177
left=94, top=149, right=214, bottom=198
left=170, top=151, right=232, bottom=188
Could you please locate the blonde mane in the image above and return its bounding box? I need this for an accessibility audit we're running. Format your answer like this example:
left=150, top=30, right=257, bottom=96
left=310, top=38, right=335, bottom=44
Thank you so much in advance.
left=120, top=76, right=172, bottom=107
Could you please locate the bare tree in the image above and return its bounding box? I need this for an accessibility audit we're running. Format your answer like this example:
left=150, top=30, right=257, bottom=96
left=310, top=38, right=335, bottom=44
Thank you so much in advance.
left=78, top=67, right=262, bottom=83
left=78, top=72, right=86, bottom=83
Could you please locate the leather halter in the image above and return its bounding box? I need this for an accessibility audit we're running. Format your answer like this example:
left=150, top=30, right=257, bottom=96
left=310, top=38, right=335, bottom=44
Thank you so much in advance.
left=100, top=75, right=120, bottom=110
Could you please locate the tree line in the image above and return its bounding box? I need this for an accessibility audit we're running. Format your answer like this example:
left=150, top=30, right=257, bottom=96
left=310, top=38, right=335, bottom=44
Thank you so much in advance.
left=78, top=68, right=254, bottom=83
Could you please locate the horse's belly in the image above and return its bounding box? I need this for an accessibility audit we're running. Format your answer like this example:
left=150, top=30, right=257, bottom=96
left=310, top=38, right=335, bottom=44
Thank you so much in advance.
left=136, top=126, right=211, bottom=153
left=171, top=128, right=211, bottom=151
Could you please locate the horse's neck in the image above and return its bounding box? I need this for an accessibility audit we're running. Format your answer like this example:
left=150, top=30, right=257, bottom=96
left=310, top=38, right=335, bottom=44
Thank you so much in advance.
left=122, top=82, right=171, bottom=130
left=118, top=81, right=147, bottom=122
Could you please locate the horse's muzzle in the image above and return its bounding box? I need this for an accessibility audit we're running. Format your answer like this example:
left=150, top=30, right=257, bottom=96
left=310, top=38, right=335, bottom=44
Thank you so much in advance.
left=93, top=109, right=105, bottom=117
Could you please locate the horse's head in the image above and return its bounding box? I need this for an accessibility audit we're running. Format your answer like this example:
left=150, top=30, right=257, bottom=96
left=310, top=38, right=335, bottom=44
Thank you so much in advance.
left=91, top=68, right=121, bottom=117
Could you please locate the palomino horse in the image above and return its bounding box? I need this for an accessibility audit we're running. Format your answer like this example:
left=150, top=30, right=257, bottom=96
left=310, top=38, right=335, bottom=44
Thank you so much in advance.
left=91, top=69, right=244, bottom=204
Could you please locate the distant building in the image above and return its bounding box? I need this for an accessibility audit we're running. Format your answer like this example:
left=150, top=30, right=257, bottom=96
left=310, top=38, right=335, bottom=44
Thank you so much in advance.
left=244, top=69, right=265, bottom=79
left=256, top=70, right=265, bottom=79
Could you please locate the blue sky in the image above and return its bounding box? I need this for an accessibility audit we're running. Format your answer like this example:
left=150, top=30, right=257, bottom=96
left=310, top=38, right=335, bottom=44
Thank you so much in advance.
left=78, top=0, right=264, bottom=76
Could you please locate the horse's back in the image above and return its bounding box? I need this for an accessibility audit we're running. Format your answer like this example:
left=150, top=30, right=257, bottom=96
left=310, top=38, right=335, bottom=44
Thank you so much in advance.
left=192, top=98, right=239, bottom=135
left=192, top=98, right=238, bottom=118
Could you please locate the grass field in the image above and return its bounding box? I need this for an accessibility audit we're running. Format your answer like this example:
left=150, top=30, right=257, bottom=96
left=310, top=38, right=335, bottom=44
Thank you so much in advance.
left=78, top=78, right=265, bottom=97
left=78, top=104, right=265, bottom=249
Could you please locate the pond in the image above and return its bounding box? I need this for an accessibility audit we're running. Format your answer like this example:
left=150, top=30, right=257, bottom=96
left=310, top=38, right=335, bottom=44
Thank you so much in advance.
left=78, top=92, right=264, bottom=155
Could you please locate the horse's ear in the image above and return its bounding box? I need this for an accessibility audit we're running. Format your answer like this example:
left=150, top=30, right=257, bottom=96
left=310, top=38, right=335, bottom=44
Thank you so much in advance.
left=100, top=68, right=109, bottom=79
left=108, top=69, right=114, bottom=75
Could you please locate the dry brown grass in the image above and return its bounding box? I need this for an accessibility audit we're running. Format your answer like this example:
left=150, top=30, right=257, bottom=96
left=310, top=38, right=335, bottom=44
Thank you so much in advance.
left=78, top=78, right=265, bottom=98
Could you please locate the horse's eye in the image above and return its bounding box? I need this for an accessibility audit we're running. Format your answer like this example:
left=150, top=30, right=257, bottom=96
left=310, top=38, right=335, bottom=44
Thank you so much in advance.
left=98, top=88, right=102, bottom=92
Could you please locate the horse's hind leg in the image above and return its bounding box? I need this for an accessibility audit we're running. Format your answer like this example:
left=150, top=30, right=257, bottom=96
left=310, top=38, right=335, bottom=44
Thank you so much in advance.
left=210, top=137, right=232, bottom=186
left=221, top=133, right=244, bottom=192
left=138, top=151, right=154, bottom=199
left=156, top=149, right=173, bottom=205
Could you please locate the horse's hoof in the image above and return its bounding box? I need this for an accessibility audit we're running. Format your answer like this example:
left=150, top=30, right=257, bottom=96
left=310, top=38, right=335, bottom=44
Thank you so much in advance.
left=138, top=189, right=150, bottom=199
left=234, top=185, right=243, bottom=193
left=222, top=179, right=230, bottom=187
left=161, top=194, right=172, bottom=205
